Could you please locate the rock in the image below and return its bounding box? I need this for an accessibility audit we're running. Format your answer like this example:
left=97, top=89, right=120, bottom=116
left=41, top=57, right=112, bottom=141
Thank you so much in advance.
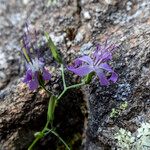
left=0, top=50, right=7, bottom=69
left=49, top=32, right=66, bottom=45
left=82, top=11, right=91, bottom=20
left=0, top=1, right=7, bottom=15
left=80, top=42, right=93, bottom=54
left=74, top=32, right=84, bottom=43
left=104, top=0, right=118, bottom=5
left=22, top=0, right=29, bottom=5
left=114, top=83, right=131, bottom=101
left=9, top=13, right=22, bottom=26
left=0, top=0, right=150, bottom=149
left=126, top=1, right=132, bottom=11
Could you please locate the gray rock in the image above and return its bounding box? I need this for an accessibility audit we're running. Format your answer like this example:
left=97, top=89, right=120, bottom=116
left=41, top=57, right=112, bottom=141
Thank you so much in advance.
left=49, top=32, right=66, bottom=45
left=104, top=0, right=118, bottom=5
left=9, top=13, right=22, bottom=26
left=80, top=42, right=93, bottom=54
left=74, top=32, right=84, bottom=43
left=22, top=0, right=29, bottom=5
left=0, top=0, right=150, bottom=149
left=83, top=11, right=91, bottom=20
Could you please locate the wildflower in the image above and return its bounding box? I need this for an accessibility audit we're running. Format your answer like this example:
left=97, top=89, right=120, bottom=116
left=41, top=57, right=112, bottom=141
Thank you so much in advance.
left=68, top=42, right=118, bottom=85
left=21, top=24, right=51, bottom=90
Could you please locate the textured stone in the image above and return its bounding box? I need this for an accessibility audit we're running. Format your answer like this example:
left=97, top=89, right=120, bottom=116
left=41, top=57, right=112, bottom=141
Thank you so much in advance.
left=82, top=11, right=91, bottom=20
left=0, top=0, right=150, bottom=149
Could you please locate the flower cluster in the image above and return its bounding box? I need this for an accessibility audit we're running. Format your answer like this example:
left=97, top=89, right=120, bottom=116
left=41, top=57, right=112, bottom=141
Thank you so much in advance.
left=68, top=41, right=118, bottom=85
left=21, top=24, right=118, bottom=90
left=20, top=24, right=119, bottom=150
left=21, top=25, right=51, bottom=90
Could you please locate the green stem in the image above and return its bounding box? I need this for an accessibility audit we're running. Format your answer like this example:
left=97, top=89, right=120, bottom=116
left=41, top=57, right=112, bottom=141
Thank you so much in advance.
left=43, top=121, right=49, bottom=131
left=57, top=82, right=85, bottom=102
left=28, top=123, right=51, bottom=150
left=40, top=84, right=52, bottom=96
left=61, top=64, right=66, bottom=89
left=56, top=64, right=67, bottom=100
left=28, top=136, right=41, bottom=150
left=28, top=65, right=85, bottom=150
left=58, top=64, right=85, bottom=101
left=50, top=130, right=70, bottom=150
left=67, top=82, right=85, bottom=90
left=57, top=89, right=67, bottom=100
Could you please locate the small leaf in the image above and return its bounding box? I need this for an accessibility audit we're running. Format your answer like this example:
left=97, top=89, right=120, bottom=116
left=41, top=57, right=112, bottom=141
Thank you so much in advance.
left=22, top=47, right=31, bottom=62
left=45, top=32, right=62, bottom=63
left=83, top=72, right=94, bottom=84
left=20, top=40, right=30, bottom=62
left=34, top=132, right=44, bottom=138
left=47, top=95, right=57, bottom=122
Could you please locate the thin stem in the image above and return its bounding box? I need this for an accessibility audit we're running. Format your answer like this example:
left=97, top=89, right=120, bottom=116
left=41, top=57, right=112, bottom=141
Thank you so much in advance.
left=28, top=136, right=41, bottom=150
left=40, top=84, right=52, bottom=96
left=67, top=82, right=85, bottom=90
left=43, top=121, right=49, bottom=131
left=28, top=127, right=53, bottom=150
left=56, top=64, right=67, bottom=100
left=50, top=130, right=70, bottom=150
left=61, top=64, right=66, bottom=89
left=44, top=128, right=53, bottom=136
left=28, top=122, right=50, bottom=150
left=57, top=89, right=67, bottom=100
left=28, top=65, right=85, bottom=149
left=57, top=81, right=85, bottom=102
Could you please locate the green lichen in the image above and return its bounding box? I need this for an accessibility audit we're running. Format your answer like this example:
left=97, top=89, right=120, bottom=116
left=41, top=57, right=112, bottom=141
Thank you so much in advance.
left=110, top=101, right=128, bottom=118
left=115, top=128, right=135, bottom=150
left=135, top=122, right=150, bottom=150
left=115, top=122, right=150, bottom=150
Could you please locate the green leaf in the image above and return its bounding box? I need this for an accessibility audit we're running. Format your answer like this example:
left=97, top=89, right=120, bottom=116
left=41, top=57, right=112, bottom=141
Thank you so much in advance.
left=34, top=132, right=44, bottom=138
left=45, top=32, right=62, bottom=63
left=83, top=72, right=94, bottom=84
left=22, top=47, right=30, bottom=62
left=20, top=40, right=30, bottom=62
left=47, top=95, right=57, bottom=122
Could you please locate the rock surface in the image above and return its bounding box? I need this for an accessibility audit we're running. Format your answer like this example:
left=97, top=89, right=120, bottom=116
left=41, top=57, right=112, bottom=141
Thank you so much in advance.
left=0, top=0, right=150, bottom=149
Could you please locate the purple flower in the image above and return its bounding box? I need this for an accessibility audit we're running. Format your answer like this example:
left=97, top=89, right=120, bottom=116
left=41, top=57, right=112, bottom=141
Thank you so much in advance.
left=68, top=42, right=118, bottom=86
left=23, top=58, right=51, bottom=90
left=21, top=24, right=51, bottom=90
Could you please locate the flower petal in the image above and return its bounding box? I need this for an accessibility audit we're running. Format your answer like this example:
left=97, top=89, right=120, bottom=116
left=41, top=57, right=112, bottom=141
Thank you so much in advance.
left=109, top=72, right=118, bottom=83
left=68, top=65, right=93, bottom=77
left=43, top=69, right=51, bottom=81
left=73, top=59, right=82, bottom=67
left=29, top=79, right=39, bottom=90
left=78, top=56, right=93, bottom=65
left=101, top=52, right=112, bottom=62
left=99, top=63, right=113, bottom=72
left=28, top=72, right=39, bottom=90
left=99, top=63, right=118, bottom=83
left=22, top=70, right=32, bottom=83
left=93, top=44, right=101, bottom=58
left=38, top=57, right=45, bottom=68
left=95, top=69, right=109, bottom=86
